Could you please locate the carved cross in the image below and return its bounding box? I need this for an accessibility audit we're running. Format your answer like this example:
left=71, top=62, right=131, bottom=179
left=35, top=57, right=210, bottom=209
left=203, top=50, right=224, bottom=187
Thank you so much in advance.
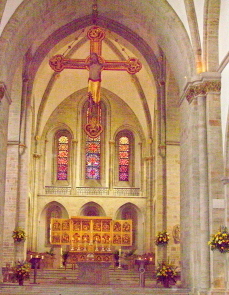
left=49, top=26, right=142, bottom=75
left=49, top=26, right=142, bottom=138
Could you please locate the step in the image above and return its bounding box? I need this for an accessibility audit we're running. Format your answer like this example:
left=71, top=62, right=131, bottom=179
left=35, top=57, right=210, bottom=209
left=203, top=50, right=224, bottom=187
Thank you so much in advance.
left=0, top=283, right=190, bottom=295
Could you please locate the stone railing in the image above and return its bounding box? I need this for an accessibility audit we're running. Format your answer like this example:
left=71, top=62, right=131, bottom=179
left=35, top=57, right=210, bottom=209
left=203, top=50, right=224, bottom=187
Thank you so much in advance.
left=44, top=186, right=140, bottom=196
left=45, top=186, right=72, bottom=195
left=75, top=187, right=109, bottom=196
left=113, top=188, right=140, bottom=196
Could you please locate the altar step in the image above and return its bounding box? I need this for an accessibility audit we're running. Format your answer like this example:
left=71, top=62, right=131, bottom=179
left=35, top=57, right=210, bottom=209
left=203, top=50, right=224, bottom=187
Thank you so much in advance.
left=32, top=267, right=176, bottom=287
left=0, top=268, right=189, bottom=295
left=33, top=268, right=153, bottom=285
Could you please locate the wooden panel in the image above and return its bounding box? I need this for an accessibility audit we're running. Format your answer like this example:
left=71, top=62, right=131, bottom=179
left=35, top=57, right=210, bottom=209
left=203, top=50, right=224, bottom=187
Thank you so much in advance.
left=50, top=216, right=132, bottom=247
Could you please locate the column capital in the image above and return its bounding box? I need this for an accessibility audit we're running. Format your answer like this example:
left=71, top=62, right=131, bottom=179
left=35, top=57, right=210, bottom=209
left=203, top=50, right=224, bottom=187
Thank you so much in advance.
left=221, top=177, right=229, bottom=185
left=143, top=156, right=154, bottom=162
left=180, top=73, right=221, bottom=104
left=0, top=82, right=11, bottom=105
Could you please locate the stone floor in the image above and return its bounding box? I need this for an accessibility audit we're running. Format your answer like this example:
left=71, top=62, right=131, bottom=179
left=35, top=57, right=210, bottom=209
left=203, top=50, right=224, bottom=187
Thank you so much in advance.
left=0, top=283, right=190, bottom=295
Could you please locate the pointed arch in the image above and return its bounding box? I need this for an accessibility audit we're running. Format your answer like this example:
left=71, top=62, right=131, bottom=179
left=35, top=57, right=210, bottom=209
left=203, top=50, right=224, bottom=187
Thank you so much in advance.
left=115, top=202, right=144, bottom=253
left=38, top=202, right=69, bottom=248
left=79, top=202, right=106, bottom=216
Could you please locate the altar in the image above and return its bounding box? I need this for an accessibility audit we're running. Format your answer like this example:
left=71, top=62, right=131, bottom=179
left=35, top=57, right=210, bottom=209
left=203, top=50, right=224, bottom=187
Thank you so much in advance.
left=76, top=261, right=111, bottom=284
left=50, top=216, right=132, bottom=284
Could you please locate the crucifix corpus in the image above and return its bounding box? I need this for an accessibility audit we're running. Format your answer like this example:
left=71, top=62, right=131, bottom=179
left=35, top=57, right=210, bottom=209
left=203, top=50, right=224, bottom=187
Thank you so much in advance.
left=49, top=26, right=142, bottom=138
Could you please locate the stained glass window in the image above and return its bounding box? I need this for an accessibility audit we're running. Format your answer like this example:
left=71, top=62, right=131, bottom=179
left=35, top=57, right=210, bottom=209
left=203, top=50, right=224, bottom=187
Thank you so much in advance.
left=85, top=107, right=101, bottom=180
left=57, top=135, right=69, bottom=180
left=119, top=136, right=130, bottom=181
left=86, top=135, right=101, bottom=179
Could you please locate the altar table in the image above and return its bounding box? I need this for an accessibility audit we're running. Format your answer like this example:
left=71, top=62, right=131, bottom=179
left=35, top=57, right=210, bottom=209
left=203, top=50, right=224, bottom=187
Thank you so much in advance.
left=76, top=261, right=111, bottom=284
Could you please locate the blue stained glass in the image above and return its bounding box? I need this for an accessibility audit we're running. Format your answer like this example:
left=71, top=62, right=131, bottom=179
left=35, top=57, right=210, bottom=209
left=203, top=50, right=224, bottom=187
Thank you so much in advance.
left=57, top=135, right=69, bottom=180
left=119, top=165, right=128, bottom=172
left=85, top=105, right=101, bottom=179
left=86, top=167, right=100, bottom=179
left=118, top=136, right=130, bottom=181
left=58, top=172, right=67, bottom=180
left=86, top=153, right=100, bottom=166
left=119, top=172, right=128, bottom=181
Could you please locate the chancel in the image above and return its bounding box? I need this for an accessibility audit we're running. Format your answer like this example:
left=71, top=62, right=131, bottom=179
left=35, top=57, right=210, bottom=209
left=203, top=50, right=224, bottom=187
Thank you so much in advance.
left=1, top=0, right=229, bottom=294
left=50, top=216, right=132, bottom=284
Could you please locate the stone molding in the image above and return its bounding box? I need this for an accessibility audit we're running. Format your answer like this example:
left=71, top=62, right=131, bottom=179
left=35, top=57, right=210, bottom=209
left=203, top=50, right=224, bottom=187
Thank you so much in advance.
left=185, top=80, right=221, bottom=103
left=0, top=82, right=11, bottom=105
left=221, top=177, right=229, bottom=185
left=180, top=73, right=221, bottom=104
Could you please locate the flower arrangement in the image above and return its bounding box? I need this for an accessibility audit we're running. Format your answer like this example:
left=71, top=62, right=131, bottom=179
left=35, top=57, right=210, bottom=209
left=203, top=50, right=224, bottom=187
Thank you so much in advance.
left=156, top=261, right=177, bottom=287
left=155, top=231, right=170, bottom=246
left=13, top=261, right=31, bottom=285
left=12, top=227, right=26, bottom=242
left=208, top=226, right=229, bottom=253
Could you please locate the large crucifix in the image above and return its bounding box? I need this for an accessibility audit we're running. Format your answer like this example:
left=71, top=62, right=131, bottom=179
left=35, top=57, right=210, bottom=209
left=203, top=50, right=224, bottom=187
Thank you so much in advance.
left=49, top=26, right=142, bottom=138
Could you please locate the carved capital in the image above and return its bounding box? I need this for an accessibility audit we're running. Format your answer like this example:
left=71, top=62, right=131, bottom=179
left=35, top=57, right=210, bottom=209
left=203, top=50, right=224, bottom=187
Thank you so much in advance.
left=33, top=153, right=41, bottom=159
left=221, top=177, right=229, bottom=185
left=185, top=80, right=221, bottom=103
left=144, top=156, right=154, bottom=162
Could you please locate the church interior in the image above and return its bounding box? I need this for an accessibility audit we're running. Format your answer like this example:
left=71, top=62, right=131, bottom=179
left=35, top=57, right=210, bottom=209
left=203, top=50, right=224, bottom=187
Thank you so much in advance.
left=0, top=1, right=229, bottom=294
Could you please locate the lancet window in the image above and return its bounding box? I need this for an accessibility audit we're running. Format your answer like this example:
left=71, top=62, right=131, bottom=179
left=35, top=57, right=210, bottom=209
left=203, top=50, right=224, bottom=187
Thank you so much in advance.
left=55, top=130, right=71, bottom=182
left=85, top=106, right=102, bottom=180
left=118, top=136, right=130, bottom=181
left=115, top=130, right=134, bottom=185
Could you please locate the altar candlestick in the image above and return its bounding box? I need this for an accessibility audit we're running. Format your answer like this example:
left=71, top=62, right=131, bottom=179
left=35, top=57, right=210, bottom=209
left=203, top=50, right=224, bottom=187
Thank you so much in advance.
left=77, top=237, right=81, bottom=251
left=108, top=237, right=111, bottom=251
left=95, top=237, right=98, bottom=251
left=118, top=248, right=122, bottom=269
left=84, top=238, right=87, bottom=251
left=101, top=238, right=105, bottom=251
left=71, top=238, right=74, bottom=251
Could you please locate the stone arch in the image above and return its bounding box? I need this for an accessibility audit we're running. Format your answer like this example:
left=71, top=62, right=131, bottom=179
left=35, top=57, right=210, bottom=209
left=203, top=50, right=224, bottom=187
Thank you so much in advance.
left=79, top=201, right=106, bottom=216
left=38, top=201, right=69, bottom=251
left=0, top=1, right=195, bottom=92
left=115, top=202, right=144, bottom=254
left=203, top=0, right=221, bottom=71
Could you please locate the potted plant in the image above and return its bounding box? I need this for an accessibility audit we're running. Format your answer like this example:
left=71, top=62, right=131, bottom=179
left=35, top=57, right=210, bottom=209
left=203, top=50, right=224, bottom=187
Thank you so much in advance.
left=156, top=261, right=177, bottom=288
left=13, top=261, right=31, bottom=285
left=208, top=226, right=229, bottom=253
left=12, top=227, right=26, bottom=242
left=155, top=231, right=170, bottom=246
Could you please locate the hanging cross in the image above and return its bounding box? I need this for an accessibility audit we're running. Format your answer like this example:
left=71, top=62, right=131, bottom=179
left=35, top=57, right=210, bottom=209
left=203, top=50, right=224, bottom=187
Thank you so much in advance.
left=49, top=26, right=142, bottom=137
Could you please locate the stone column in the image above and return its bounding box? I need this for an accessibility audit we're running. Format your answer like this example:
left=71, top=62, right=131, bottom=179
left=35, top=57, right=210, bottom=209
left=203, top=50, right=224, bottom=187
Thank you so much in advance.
left=71, top=139, right=78, bottom=194
left=109, top=140, right=115, bottom=193
left=0, top=83, right=11, bottom=282
left=181, top=74, right=224, bottom=294
left=197, top=93, right=210, bottom=291
left=144, top=156, right=154, bottom=252
left=15, top=74, right=32, bottom=260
